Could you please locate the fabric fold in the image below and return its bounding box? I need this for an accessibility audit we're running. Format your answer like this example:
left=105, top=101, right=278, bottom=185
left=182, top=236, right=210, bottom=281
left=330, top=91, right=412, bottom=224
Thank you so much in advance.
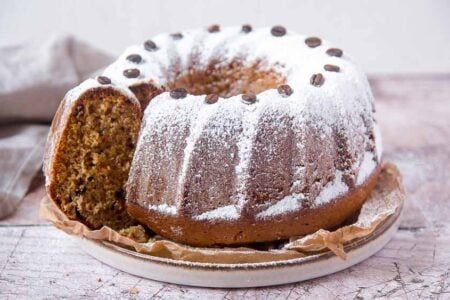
left=0, top=36, right=112, bottom=219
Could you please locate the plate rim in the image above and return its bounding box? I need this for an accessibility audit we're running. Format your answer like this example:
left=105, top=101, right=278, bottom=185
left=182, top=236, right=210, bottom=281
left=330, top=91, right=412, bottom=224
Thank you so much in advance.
left=81, top=202, right=403, bottom=271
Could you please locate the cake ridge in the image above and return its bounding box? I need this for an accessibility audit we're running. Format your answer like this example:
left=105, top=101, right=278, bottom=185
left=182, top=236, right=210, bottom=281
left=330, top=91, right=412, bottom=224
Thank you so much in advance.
left=233, top=96, right=265, bottom=213
left=175, top=96, right=222, bottom=215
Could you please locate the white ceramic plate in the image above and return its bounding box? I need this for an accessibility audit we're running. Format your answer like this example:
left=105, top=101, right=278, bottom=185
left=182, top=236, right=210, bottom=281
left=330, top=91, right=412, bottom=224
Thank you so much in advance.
left=80, top=205, right=402, bottom=288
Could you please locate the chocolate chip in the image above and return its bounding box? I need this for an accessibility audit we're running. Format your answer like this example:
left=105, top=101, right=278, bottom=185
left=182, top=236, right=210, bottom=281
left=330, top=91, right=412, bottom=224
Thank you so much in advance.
left=73, top=104, right=84, bottom=117
left=205, top=94, right=219, bottom=104
left=144, top=40, right=158, bottom=51
left=170, top=88, right=187, bottom=99
left=310, top=73, right=324, bottom=87
left=305, top=37, right=321, bottom=48
left=326, top=48, right=343, bottom=57
left=75, top=186, right=86, bottom=196
left=241, top=93, right=257, bottom=104
left=114, top=189, right=125, bottom=199
left=170, top=32, right=183, bottom=40
left=242, top=24, right=252, bottom=33
left=126, top=54, right=142, bottom=63
left=97, top=76, right=111, bottom=85
left=271, top=26, right=286, bottom=37
left=324, top=64, right=340, bottom=72
left=208, top=24, right=220, bottom=33
left=123, top=68, right=140, bottom=78
left=126, top=137, right=135, bottom=149
left=277, top=84, right=293, bottom=97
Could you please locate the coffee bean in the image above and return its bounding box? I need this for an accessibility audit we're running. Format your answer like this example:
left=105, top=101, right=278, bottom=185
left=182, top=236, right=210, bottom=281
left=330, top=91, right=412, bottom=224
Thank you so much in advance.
left=170, top=32, right=183, bottom=40
left=123, top=68, right=140, bottom=78
left=305, top=37, right=321, bottom=48
left=208, top=24, right=220, bottom=33
left=326, top=48, right=343, bottom=57
left=205, top=94, right=219, bottom=104
left=97, top=76, right=111, bottom=85
left=324, top=64, right=340, bottom=72
left=170, top=88, right=187, bottom=99
left=126, top=54, right=142, bottom=63
left=241, top=93, right=257, bottom=104
left=242, top=24, right=252, bottom=33
left=277, top=84, right=293, bottom=97
left=310, top=73, right=324, bottom=87
left=271, top=26, right=286, bottom=37
left=144, top=40, right=158, bottom=51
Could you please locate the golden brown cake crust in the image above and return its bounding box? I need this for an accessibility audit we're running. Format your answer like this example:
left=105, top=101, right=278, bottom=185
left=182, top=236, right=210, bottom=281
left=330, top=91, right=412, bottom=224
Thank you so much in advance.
left=127, top=165, right=381, bottom=246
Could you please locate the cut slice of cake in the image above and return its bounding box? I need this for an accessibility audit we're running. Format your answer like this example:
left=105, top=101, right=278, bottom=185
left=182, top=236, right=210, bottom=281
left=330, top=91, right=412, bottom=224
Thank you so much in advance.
left=43, top=77, right=147, bottom=242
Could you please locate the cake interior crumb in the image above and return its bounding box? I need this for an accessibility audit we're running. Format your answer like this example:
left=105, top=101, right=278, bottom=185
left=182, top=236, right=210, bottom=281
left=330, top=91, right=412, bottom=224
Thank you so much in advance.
left=50, top=90, right=148, bottom=241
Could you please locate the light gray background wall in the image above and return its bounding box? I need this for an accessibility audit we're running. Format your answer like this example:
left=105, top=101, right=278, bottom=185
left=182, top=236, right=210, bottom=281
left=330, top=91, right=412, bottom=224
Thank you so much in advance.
left=0, top=0, right=449, bottom=74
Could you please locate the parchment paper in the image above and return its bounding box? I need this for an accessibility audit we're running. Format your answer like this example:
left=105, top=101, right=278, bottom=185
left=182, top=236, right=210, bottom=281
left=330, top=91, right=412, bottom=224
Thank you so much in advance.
left=40, top=163, right=405, bottom=264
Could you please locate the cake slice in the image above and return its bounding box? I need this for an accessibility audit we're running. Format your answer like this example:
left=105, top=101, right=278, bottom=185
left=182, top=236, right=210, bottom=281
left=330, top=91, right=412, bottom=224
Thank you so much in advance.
left=43, top=77, right=147, bottom=242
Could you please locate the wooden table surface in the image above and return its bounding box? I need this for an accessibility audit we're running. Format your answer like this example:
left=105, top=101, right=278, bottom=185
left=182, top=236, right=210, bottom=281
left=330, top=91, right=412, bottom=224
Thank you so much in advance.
left=1, top=75, right=449, bottom=299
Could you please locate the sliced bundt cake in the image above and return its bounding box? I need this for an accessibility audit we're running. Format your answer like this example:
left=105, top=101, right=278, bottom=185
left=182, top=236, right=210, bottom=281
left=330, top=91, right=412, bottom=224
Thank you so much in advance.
left=44, top=25, right=382, bottom=246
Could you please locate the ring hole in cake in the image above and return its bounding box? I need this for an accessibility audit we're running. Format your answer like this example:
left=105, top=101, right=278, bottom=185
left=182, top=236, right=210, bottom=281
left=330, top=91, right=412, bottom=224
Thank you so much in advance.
left=165, top=60, right=286, bottom=99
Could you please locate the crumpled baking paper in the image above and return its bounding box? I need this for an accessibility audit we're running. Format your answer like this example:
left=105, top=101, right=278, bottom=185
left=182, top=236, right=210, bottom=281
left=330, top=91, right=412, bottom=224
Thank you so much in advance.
left=40, top=163, right=405, bottom=264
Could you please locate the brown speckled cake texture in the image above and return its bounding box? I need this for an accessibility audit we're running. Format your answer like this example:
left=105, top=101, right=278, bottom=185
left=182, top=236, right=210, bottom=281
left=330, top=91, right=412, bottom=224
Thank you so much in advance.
left=43, top=79, right=148, bottom=242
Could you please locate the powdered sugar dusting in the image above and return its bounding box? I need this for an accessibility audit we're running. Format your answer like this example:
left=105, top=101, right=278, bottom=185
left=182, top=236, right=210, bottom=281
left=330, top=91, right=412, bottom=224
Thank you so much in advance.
left=357, top=151, right=377, bottom=185
left=148, top=203, right=177, bottom=215
left=117, top=26, right=380, bottom=221
left=374, top=123, right=383, bottom=161
left=234, top=102, right=262, bottom=208
left=257, top=193, right=306, bottom=218
left=129, top=92, right=201, bottom=207
left=65, top=78, right=138, bottom=106
left=194, top=205, right=240, bottom=221
left=315, top=171, right=349, bottom=206
left=176, top=96, right=220, bottom=197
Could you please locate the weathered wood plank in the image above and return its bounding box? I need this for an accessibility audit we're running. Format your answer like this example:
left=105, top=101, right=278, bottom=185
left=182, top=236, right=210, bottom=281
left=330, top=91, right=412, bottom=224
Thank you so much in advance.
left=0, top=226, right=448, bottom=299
left=0, top=172, right=47, bottom=226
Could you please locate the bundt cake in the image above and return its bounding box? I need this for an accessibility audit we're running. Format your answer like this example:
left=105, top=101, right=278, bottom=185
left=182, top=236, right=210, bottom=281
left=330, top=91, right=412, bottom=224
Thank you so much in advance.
left=44, top=25, right=382, bottom=246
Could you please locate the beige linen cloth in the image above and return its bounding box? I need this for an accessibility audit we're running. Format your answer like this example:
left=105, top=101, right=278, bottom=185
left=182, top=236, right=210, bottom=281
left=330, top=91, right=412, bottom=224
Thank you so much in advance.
left=0, top=36, right=112, bottom=219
